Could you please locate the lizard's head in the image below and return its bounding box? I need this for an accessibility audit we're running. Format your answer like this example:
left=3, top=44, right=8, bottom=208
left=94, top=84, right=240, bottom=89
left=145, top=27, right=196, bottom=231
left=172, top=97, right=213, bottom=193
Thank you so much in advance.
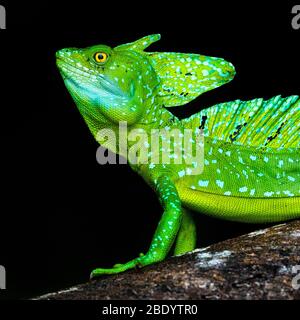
left=56, top=34, right=235, bottom=130
left=56, top=37, right=160, bottom=128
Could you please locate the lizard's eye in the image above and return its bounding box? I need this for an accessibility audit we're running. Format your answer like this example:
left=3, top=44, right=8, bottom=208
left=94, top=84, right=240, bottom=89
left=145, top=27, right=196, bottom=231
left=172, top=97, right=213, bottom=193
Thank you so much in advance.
left=94, top=52, right=108, bottom=64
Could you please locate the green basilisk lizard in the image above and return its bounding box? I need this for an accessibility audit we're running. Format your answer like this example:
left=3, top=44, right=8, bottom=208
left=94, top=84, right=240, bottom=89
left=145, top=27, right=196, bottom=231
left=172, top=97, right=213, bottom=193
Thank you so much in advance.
left=56, top=34, right=300, bottom=278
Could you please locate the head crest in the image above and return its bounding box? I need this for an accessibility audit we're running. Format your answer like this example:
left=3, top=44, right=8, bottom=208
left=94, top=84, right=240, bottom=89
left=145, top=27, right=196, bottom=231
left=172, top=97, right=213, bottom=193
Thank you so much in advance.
left=115, top=34, right=161, bottom=52
left=116, top=34, right=236, bottom=108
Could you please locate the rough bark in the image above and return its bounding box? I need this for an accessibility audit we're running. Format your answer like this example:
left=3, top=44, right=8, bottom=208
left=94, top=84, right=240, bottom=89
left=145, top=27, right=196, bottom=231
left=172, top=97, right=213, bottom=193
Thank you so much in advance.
left=35, top=220, right=300, bottom=300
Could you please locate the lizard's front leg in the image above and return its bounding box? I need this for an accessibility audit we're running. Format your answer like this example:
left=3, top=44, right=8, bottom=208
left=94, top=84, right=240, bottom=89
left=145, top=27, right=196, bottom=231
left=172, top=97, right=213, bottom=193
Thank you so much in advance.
left=90, top=175, right=182, bottom=278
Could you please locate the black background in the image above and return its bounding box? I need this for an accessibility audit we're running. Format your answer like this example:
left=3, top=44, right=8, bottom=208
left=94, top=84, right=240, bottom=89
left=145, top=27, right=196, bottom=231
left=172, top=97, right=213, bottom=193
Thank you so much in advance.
left=0, top=1, right=299, bottom=300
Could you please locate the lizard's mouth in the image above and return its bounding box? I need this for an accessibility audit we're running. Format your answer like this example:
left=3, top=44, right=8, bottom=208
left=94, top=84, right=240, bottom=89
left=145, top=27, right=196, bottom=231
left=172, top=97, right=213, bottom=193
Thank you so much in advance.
left=56, top=57, right=93, bottom=80
left=56, top=57, right=130, bottom=100
left=56, top=59, right=68, bottom=80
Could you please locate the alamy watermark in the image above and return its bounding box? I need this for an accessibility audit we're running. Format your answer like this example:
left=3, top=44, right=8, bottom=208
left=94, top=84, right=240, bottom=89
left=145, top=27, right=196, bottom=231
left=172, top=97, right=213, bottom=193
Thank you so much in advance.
left=0, top=265, right=5, bottom=289
left=0, top=4, right=6, bottom=29
left=292, top=5, right=300, bottom=30
left=96, top=122, right=205, bottom=175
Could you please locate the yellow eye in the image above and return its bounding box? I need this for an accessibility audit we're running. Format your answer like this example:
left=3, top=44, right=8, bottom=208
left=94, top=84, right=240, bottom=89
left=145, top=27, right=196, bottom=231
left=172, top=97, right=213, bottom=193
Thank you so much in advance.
left=94, top=52, right=108, bottom=63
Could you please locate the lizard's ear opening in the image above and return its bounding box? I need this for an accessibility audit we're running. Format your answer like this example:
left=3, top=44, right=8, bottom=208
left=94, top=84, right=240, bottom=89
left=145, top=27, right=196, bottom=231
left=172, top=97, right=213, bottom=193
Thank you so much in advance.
left=147, top=52, right=236, bottom=108
left=115, top=34, right=161, bottom=52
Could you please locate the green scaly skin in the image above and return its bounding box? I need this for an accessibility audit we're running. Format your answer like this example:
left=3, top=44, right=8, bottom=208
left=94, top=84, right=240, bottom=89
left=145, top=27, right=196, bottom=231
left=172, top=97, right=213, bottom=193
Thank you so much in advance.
left=56, top=34, right=300, bottom=278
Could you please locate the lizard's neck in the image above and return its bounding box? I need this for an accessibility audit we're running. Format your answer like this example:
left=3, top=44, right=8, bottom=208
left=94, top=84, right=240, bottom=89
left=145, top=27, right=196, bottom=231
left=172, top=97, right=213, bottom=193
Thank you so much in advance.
left=76, top=100, right=179, bottom=159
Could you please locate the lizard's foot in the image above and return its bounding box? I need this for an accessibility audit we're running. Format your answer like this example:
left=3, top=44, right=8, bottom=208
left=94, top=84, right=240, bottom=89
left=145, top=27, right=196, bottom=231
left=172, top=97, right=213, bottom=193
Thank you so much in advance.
left=90, top=252, right=161, bottom=279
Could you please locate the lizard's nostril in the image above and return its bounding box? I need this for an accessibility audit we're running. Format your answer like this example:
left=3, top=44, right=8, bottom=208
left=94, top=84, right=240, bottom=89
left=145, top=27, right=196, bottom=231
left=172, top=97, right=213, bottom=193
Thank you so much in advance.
left=56, top=48, right=73, bottom=58
left=56, top=50, right=65, bottom=59
left=56, top=48, right=82, bottom=61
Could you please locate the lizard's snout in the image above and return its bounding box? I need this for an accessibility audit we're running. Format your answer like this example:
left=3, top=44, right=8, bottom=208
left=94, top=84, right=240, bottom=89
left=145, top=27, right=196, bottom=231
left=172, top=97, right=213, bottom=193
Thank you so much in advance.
left=56, top=48, right=71, bottom=61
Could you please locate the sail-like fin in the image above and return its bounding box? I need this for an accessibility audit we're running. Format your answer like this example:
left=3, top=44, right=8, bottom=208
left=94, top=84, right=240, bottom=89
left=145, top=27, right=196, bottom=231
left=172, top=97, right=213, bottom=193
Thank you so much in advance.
left=183, top=95, right=300, bottom=149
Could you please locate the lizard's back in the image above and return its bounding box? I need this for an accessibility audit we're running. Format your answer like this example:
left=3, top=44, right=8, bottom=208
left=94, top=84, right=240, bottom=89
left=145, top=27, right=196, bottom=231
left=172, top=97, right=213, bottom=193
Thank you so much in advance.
left=176, top=95, right=300, bottom=223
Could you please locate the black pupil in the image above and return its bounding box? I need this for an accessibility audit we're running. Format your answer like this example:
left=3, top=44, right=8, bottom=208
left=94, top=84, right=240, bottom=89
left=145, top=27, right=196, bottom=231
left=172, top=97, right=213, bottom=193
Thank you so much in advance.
left=97, top=53, right=104, bottom=60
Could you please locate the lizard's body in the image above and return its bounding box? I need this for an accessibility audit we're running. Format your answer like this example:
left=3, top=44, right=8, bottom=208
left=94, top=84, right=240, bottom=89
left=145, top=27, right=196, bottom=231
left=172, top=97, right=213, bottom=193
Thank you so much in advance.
left=56, top=34, right=300, bottom=277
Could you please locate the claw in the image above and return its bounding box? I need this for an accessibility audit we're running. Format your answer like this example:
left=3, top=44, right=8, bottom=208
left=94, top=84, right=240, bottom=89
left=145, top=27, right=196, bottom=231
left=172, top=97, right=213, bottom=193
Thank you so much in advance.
left=90, top=260, right=137, bottom=278
left=90, top=270, right=96, bottom=280
left=90, top=268, right=117, bottom=279
left=89, top=254, right=156, bottom=278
